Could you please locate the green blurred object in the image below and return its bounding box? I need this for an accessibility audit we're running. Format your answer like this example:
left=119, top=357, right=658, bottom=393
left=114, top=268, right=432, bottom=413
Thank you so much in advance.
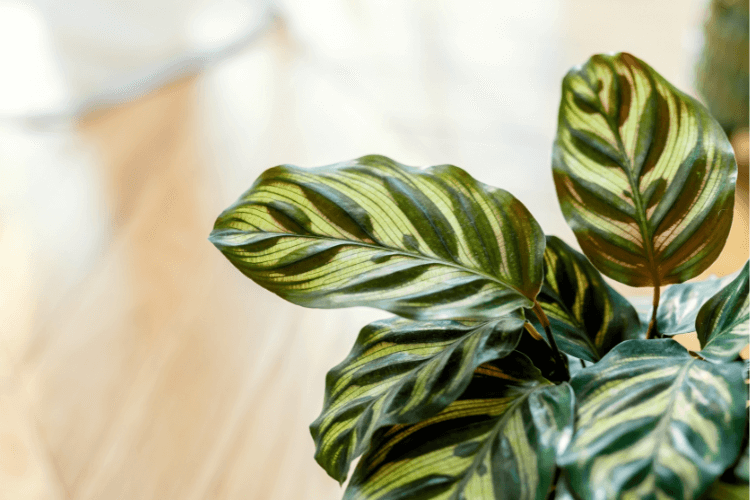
left=701, top=480, right=749, bottom=500
left=697, top=0, right=750, bottom=135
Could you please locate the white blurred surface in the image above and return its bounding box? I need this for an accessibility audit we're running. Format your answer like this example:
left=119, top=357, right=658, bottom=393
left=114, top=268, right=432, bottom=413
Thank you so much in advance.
left=0, top=0, right=270, bottom=117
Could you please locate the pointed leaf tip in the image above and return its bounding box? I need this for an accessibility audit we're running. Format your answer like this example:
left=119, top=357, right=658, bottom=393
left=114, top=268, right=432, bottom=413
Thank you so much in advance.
left=211, top=156, right=546, bottom=321
left=697, top=261, right=749, bottom=363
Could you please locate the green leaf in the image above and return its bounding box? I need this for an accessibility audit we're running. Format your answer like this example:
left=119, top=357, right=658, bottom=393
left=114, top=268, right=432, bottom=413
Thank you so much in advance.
left=345, top=352, right=574, bottom=500
left=559, top=339, right=747, bottom=500
left=630, top=270, right=742, bottom=336
left=310, top=311, right=525, bottom=482
left=530, top=236, right=641, bottom=362
left=514, top=328, right=569, bottom=384
left=565, top=354, right=586, bottom=379
left=697, top=262, right=749, bottom=363
left=210, top=155, right=545, bottom=321
left=553, top=52, right=737, bottom=287
left=553, top=476, right=578, bottom=500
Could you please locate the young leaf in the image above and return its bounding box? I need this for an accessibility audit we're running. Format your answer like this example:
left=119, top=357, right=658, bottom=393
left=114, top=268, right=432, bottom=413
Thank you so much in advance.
left=310, top=311, right=525, bottom=482
left=697, top=262, right=749, bottom=363
left=210, top=155, right=545, bottom=321
left=345, top=352, right=575, bottom=500
left=553, top=52, right=737, bottom=287
left=559, top=339, right=747, bottom=500
left=630, top=270, right=742, bottom=336
left=530, top=236, right=641, bottom=362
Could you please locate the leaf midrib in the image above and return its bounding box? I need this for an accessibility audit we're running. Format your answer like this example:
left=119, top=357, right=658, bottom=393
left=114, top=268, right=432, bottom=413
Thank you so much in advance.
left=449, top=384, right=544, bottom=500
left=590, top=68, right=661, bottom=287
left=644, top=360, right=693, bottom=489
left=228, top=229, right=535, bottom=301
left=343, top=320, right=499, bottom=456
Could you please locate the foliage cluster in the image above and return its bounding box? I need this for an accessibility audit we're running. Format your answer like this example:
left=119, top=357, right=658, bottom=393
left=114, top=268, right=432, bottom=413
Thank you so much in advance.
left=211, top=53, right=749, bottom=500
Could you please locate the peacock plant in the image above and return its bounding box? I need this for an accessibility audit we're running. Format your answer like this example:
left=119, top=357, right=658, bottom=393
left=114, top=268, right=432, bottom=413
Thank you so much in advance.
left=210, top=52, right=748, bottom=500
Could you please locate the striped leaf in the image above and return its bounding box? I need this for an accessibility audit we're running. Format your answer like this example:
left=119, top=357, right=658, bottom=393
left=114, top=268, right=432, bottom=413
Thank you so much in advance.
left=345, top=352, right=574, bottom=500
left=630, top=270, right=742, bottom=336
left=210, top=155, right=545, bottom=321
left=559, top=339, right=747, bottom=500
left=697, top=262, right=749, bottom=363
left=530, top=236, right=641, bottom=362
left=553, top=52, right=737, bottom=287
left=310, top=311, right=526, bottom=482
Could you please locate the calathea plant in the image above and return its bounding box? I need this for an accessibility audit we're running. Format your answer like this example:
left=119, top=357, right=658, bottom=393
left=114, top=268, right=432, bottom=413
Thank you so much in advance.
left=210, top=52, right=749, bottom=500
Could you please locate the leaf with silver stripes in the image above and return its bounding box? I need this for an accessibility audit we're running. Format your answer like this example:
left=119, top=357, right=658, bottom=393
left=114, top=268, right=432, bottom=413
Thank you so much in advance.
left=697, top=262, right=749, bottom=363
left=529, top=236, right=641, bottom=362
left=553, top=52, right=737, bottom=287
left=345, top=352, right=574, bottom=500
left=210, top=155, right=545, bottom=321
left=310, top=311, right=525, bottom=482
left=630, top=270, right=741, bottom=336
left=559, top=339, right=747, bottom=500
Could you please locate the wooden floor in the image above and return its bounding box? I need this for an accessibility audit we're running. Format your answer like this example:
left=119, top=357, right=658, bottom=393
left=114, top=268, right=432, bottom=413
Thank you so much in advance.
left=1, top=2, right=747, bottom=498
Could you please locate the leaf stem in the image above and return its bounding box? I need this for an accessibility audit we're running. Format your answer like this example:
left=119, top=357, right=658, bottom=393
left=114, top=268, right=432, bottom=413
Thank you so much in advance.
left=532, top=301, right=570, bottom=381
left=545, top=467, right=562, bottom=500
left=524, top=321, right=544, bottom=342
left=645, top=285, right=661, bottom=340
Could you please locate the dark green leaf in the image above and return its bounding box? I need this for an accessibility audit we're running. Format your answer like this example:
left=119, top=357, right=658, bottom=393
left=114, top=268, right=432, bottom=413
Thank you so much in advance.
left=630, top=270, right=742, bottom=336
left=553, top=52, right=737, bottom=287
left=345, top=352, right=575, bottom=500
left=530, top=236, right=641, bottom=362
left=553, top=476, right=579, bottom=500
left=515, top=326, right=569, bottom=384
left=559, top=339, right=747, bottom=500
left=211, top=155, right=545, bottom=321
left=310, top=311, right=525, bottom=481
left=697, top=262, right=749, bottom=362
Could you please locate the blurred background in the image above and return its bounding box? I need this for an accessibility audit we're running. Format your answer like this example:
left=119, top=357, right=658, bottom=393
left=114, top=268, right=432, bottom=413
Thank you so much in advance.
left=0, top=0, right=747, bottom=498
